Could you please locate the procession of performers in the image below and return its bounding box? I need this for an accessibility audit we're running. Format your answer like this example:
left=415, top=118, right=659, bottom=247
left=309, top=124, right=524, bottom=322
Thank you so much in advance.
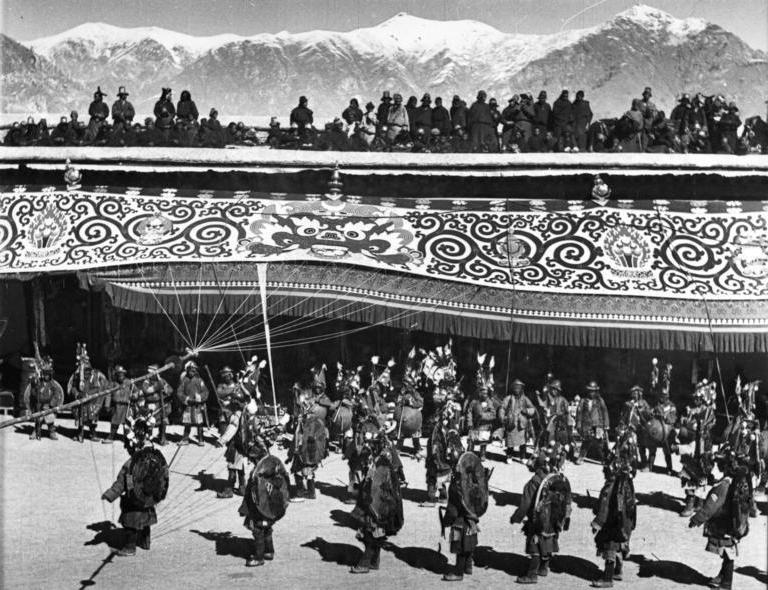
left=8, top=340, right=766, bottom=587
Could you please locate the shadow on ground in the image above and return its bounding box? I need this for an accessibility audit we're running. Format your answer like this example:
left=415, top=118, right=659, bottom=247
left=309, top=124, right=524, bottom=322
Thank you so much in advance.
left=473, top=546, right=528, bottom=577
left=636, top=491, right=683, bottom=513
left=736, top=566, right=767, bottom=585
left=628, top=554, right=711, bottom=585
left=84, top=521, right=123, bottom=550
left=550, top=554, right=602, bottom=581
left=329, top=508, right=359, bottom=530
left=302, top=536, right=362, bottom=566
left=384, top=542, right=450, bottom=575
left=191, top=529, right=252, bottom=560
left=491, top=489, right=522, bottom=507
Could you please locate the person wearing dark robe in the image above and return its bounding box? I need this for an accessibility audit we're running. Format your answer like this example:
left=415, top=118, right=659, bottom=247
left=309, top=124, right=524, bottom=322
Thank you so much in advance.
left=153, top=88, right=175, bottom=141
left=532, top=91, right=551, bottom=133
left=405, top=95, right=418, bottom=135
left=176, top=90, right=199, bottom=123
left=619, top=385, right=651, bottom=466
left=510, top=448, right=571, bottom=584
left=466, top=386, right=497, bottom=459
left=572, top=90, right=593, bottom=151
left=85, top=87, right=109, bottom=143
left=376, top=91, right=392, bottom=129
left=575, top=382, right=610, bottom=464
left=290, top=96, right=314, bottom=142
left=22, top=358, right=64, bottom=440
left=141, top=364, right=172, bottom=444
left=551, top=90, right=573, bottom=151
left=111, top=86, right=135, bottom=132
left=414, top=93, right=433, bottom=134
left=68, top=362, right=108, bottom=442
left=467, top=91, right=494, bottom=152
left=450, top=95, right=467, bottom=131
left=103, top=365, right=137, bottom=444
left=432, top=97, right=451, bottom=136
left=500, top=379, right=537, bottom=462
left=176, top=361, right=209, bottom=446
left=101, top=419, right=168, bottom=556
left=342, top=98, right=364, bottom=128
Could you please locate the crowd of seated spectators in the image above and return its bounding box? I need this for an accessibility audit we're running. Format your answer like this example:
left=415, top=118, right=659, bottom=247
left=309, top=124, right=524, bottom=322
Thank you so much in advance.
left=4, top=85, right=767, bottom=155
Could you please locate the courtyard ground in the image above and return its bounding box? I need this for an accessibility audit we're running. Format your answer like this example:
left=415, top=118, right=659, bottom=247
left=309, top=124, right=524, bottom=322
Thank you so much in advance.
left=1, top=419, right=765, bottom=590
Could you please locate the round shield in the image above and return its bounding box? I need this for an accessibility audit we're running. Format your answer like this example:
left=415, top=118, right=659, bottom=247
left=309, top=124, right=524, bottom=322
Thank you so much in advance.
left=298, top=415, right=328, bottom=466
left=130, top=447, right=169, bottom=508
left=368, top=454, right=404, bottom=535
left=677, top=424, right=695, bottom=445
left=639, top=417, right=672, bottom=447
left=451, top=451, right=490, bottom=519
left=393, top=405, right=423, bottom=439
left=247, top=455, right=290, bottom=522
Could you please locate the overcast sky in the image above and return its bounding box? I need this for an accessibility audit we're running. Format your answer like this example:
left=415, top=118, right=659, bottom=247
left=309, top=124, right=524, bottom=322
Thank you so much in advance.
left=3, top=0, right=767, bottom=50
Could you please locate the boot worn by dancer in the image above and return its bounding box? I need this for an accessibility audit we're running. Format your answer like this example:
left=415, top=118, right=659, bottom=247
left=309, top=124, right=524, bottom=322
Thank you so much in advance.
left=464, top=554, right=473, bottom=575
left=195, top=426, right=205, bottom=446
left=516, top=555, right=540, bottom=584
left=591, top=560, right=615, bottom=588
left=442, top=553, right=466, bottom=581
left=680, top=492, right=696, bottom=517
left=117, top=529, right=137, bottom=556
left=350, top=541, right=375, bottom=574
left=157, top=424, right=167, bottom=446
left=264, top=530, right=275, bottom=561
left=291, top=475, right=306, bottom=503
left=420, top=484, right=438, bottom=507
left=709, top=556, right=734, bottom=590
left=179, top=425, right=191, bottom=446
left=307, top=478, right=316, bottom=499
left=217, top=470, right=236, bottom=498
left=48, top=425, right=58, bottom=440
left=246, top=529, right=266, bottom=567
left=613, top=556, right=623, bottom=581
left=103, top=424, right=118, bottom=444
left=538, top=557, right=550, bottom=577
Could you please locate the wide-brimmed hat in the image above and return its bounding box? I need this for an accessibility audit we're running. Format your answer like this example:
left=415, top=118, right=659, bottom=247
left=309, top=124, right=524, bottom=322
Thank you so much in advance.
left=93, top=86, right=107, bottom=98
left=117, top=86, right=129, bottom=97
left=220, top=366, right=233, bottom=376
left=549, top=379, right=562, bottom=392
left=585, top=381, right=600, bottom=392
left=630, top=385, right=643, bottom=395
left=114, top=365, right=127, bottom=375
left=381, top=90, right=392, bottom=101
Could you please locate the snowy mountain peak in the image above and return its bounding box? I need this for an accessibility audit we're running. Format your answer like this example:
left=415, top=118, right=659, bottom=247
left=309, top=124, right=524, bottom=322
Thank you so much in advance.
left=612, top=4, right=708, bottom=37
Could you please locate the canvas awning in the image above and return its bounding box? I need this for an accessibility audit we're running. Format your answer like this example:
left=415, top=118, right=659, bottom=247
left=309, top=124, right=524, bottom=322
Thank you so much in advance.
left=81, top=262, right=768, bottom=353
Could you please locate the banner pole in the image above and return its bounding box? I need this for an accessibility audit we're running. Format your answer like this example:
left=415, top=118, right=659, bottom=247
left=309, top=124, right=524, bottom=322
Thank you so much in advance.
left=257, top=263, right=279, bottom=424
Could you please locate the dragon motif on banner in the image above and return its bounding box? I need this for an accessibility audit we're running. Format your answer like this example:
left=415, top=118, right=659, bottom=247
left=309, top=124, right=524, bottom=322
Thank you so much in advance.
left=0, top=187, right=767, bottom=301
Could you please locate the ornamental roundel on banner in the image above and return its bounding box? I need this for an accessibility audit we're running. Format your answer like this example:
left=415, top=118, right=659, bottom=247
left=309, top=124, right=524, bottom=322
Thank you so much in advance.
left=602, top=226, right=654, bottom=279
left=237, top=200, right=423, bottom=267
left=25, top=201, right=71, bottom=259
left=134, top=214, right=174, bottom=245
left=730, top=230, right=768, bottom=279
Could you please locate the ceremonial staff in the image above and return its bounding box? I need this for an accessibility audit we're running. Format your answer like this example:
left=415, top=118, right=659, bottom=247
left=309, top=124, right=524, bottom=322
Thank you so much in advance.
left=0, top=349, right=198, bottom=430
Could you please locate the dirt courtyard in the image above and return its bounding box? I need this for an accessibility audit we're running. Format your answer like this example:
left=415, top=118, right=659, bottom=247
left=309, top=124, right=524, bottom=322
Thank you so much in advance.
left=1, top=419, right=766, bottom=590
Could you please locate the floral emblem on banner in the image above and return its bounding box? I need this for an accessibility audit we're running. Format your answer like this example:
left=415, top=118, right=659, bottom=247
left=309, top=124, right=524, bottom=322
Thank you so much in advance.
left=731, top=231, right=768, bottom=278
left=237, top=200, right=423, bottom=267
left=603, top=226, right=653, bottom=278
left=134, top=214, right=174, bottom=245
left=25, top=202, right=70, bottom=258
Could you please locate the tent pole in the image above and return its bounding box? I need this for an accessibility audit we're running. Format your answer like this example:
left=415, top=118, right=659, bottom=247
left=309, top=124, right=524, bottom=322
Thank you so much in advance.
left=257, top=263, right=279, bottom=423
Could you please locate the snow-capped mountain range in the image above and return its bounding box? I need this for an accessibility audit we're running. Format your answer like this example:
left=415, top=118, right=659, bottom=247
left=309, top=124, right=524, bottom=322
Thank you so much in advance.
left=2, top=5, right=767, bottom=120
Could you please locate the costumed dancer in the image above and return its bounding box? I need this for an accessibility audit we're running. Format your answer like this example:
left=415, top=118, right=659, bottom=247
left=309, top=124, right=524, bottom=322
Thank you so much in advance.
left=440, top=450, right=491, bottom=582
left=141, top=364, right=172, bottom=445
left=421, top=340, right=460, bottom=437
left=420, top=396, right=464, bottom=507
left=332, top=363, right=363, bottom=450
left=466, top=353, right=498, bottom=460
left=289, top=382, right=329, bottom=501
left=618, top=385, right=651, bottom=466
left=575, top=381, right=610, bottom=464
left=647, top=387, right=678, bottom=474
left=535, top=379, right=572, bottom=453
left=176, top=360, right=209, bottom=446
left=688, top=445, right=753, bottom=590
left=395, top=348, right=425, bottom=458
left=22, top=355, right=63, bottom=440
left=238, top=433, right=291, bottom=567
left=68, top=344, right=108, bottom=443
left=500, top=378, right=537, bottom=463
left=215, top=366, right=246, bottom=435
left=101, top=417, right=169, bottom=556
left=103, top=365, right=137, bottom=444
left=216, top=395, right=257, bottom=498
left=349, top=430, right=405, bottom=574
left=510, top=444, right=572, bottom=584
left=590, top=424, right=639, bottom=588
left=679, top=381, right=717, bottom=516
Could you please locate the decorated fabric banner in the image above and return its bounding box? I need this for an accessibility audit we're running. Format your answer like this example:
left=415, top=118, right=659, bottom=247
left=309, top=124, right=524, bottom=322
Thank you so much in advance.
left=1, top=186, right=768, bottom=301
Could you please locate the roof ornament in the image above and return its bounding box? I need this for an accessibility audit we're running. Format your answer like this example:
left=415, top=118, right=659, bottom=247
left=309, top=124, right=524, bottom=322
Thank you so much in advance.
left=64, top=159, right=82, bottom=191
left=325, top=163, right=344, bottom=201
left=590, top=174, right=611, bottom=206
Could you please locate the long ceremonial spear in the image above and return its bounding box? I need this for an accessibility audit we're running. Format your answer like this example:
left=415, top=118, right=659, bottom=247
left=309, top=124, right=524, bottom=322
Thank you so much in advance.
left=0, top=349, right=198, bottom=430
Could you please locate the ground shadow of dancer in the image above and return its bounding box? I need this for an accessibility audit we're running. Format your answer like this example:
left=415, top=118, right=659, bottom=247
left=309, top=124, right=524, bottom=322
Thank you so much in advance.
left=735, top=566, right=768, bottom=585
left=473, top=545, right=529, bottom=577
left=190, top=529, right=252, bottom=560
left=381, top=541, right=449, bottom=574
left=84, top=521, right=124, bottom=550
left=549, top=554, right=603, bottom=581
left=627, top=554, right=711, bottom=585
left=636, top=491, right=683, bottom=513
left=190, top=470, right=229, bottom=494
left=329, top=508, right=359, bottom=530
left=490, top=489, right=522, bottom=507
left=302, top=536, right=362, bottom=566
left=315, top=482, right=348, bottom=502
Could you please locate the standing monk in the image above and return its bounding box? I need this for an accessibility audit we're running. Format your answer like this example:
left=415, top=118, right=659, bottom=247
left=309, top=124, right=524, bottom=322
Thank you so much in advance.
left=111, top=87, right=135, bottom=133
left=103, top=365, right=137, bottom=444
left=85, top=87, right=109, bottom=142
left=619, top=386, right=651, bottom=466
left=177, top=360, right=209, bottom=446
left=141, top=364, right=172, bottom=445
left=500, top=379, right=537, bottom=463
left=216, top=366, right=246, bottom=434
left=68, top=349, right=108, bottom=443
left=575, top=382, right=610, bottom=464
